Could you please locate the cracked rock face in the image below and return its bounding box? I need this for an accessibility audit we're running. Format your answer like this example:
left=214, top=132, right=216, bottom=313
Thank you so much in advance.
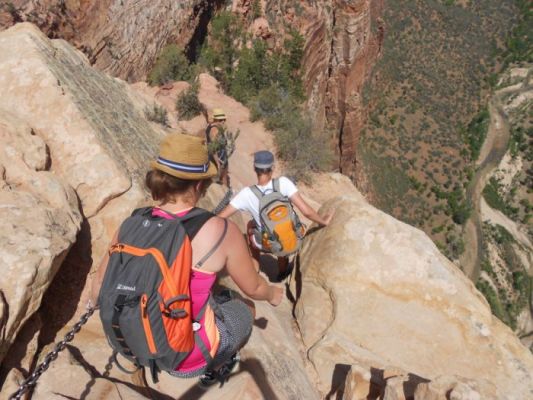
left=292, top=193, right=533, bottom=399
left=0, top=23, right=164, bottom=240
left=0, top=1, right=210, bottom=82
left=0, top=110, right=82, bottom=364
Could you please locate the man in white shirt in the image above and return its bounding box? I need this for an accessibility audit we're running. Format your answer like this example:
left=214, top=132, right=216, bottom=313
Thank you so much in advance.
left=218, top=150, right=333, bottom=281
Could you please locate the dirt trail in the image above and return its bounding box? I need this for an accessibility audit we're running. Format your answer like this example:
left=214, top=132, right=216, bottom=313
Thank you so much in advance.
left=460, top=82, right=531, bottom=280
left=461, top=93, right=510, bottom=280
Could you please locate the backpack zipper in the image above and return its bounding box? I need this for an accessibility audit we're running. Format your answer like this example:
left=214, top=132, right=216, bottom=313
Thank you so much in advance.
left=141, top=294, right=157, bottom=354
left=110, top=244, right=179, bottom=297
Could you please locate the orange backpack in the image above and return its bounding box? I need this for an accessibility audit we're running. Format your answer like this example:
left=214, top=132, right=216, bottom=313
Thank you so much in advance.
left=250, top=179, right=305, bottom=256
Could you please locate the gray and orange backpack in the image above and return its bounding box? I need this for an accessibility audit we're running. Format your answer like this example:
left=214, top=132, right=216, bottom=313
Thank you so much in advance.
left=98, top=207, right=221, bottom=382
left=250, top=178, right=305, bottom=257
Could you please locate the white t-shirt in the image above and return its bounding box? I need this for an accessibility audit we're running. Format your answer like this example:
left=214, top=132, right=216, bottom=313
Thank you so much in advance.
left=230, top=176, right=298, bottom=229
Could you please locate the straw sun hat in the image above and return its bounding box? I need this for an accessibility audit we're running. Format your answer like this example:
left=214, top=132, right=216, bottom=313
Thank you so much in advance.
left=151, top=133, right=217, bottom=180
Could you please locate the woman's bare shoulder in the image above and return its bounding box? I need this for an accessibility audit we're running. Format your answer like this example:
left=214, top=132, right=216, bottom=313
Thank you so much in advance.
left=194, top=214, right=241, bottom=242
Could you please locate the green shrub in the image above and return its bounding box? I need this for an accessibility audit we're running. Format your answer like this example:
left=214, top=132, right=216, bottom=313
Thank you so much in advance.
left=482, top=177, right=517, bottom=218
left=250, top=86, right=299, bottom=129
left=198, top=11, right=243, bottom=88
left=229, top=41, right=271, bottom=102
left=148, top=45, right=192, bottom=86
left=176, top=84, right=203, bottom=120
left=228, top=32, right=305, bottom=103
left=476, top=279, right=507, bottom=324
left=274, top=111, right=333, bottom=182
left=463, top=107, right=490, bottom=161
left=144, top=103, right=169, bottom=127
left=251, top=0, right=262, bottom=19
left=502, top=0, right=533, bottom=64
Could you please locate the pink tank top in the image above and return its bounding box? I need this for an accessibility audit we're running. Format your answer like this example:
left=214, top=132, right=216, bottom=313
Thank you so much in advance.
left=152, top=208, right=220, bottom=372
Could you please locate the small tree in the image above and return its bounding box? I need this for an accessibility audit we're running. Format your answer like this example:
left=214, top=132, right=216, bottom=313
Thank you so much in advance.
left=176, top=84, right=203, bottom=120
left=148, top=45, right=192, bottom=86
left=144, top=103, right=169, bottom=127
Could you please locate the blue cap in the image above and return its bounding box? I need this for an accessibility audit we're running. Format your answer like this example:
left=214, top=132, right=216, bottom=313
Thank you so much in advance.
left=254, top=150, right=274, bottom=169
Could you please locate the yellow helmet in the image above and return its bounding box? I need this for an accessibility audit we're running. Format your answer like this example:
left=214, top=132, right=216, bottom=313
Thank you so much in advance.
left=212, top=108, right=226, bottom=121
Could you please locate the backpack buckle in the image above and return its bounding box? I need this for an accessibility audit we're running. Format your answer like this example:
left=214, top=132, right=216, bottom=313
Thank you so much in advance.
left=192, top=322, right=201, bottom=332
left=163, top=309, right=188, bottom=319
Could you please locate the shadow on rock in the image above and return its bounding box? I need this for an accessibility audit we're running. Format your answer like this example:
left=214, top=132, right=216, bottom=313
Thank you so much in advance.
left=325, top=363, right=351, bottom=400
left=65, top=344, right=173, bottom=400
left=37, top=217, right=93, bottom=349
left=175, top=357, right=279, bottom=400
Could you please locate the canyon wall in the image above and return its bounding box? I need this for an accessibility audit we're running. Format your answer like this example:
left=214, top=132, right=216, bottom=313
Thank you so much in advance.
left=2, top=1, right=383, bottom=179
left=253, top=0, right=383, bottom=179
left=0, top=0, right=218, bottom=81
left=301, top=0, right=383, bottom=180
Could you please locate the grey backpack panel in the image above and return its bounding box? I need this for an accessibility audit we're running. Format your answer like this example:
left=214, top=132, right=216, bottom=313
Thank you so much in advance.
left=98, top=207, right=212, bottom=378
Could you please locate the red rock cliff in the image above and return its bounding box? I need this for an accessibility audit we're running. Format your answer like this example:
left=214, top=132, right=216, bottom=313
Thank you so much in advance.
left=0, top=0, right=218, bottom=82
left=299, top=0, right=383, bottom=180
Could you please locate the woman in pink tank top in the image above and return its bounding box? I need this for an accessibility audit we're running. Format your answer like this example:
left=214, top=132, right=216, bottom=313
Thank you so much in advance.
left=91, top=134, right=283, bottom=387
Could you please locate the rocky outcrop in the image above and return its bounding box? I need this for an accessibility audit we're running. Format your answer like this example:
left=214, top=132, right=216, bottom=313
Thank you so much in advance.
left=0, top=1, right=217, bottom=82
left=0, top=23, right=167, bottom=386
left=291, top=190, right=533, bottom=398
left=0, top=22, right=164, bottom=234
left=0, top=110, right=81, bottom=364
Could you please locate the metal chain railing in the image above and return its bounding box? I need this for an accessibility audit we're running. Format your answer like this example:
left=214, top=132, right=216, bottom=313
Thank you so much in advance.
left=9, top=306, right=96, bottom=400
left=213, top=187, right=233, bottom=215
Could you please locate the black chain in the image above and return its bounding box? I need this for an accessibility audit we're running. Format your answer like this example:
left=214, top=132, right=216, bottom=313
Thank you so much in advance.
left=213, top=187, right=233, bottom=215
left=9, top=307, right=96, bottom=400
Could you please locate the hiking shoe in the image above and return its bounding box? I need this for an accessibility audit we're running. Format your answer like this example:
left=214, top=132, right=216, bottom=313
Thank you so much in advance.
left=218, top=353, right=240, bottom=377
left=198, top=353, right=240, bottom=389
left=198, top=369, right=218, bottom=388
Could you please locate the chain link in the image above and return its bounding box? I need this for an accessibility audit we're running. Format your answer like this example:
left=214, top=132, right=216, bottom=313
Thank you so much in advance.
left=213, top=187, right=233, bottom=215
left=9, top=307, right=96, bottom=400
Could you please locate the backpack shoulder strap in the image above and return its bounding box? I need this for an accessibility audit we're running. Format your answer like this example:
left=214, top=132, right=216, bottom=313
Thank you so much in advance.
left=130, top=207, right=153, bottom=217
left=250, top=185, right=264, bottom=200
left=272, top=178, right=280, bottom=193
left=195, top=219, right=228, bottom=269
left=180, top=208, right=213, bottom=240
left=205, top=124, right=213, bottom=143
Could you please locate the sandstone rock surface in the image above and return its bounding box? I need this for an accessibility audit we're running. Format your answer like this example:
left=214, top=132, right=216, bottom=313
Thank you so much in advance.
left=291, top=192, right=533, bottom=399
left=0, top=23, right=165, bottom=218
left=0, top=22, right=168, bottom=262
left=0, top=24, right=168, bottom=391
left=0, top=110, right=81, bottom=364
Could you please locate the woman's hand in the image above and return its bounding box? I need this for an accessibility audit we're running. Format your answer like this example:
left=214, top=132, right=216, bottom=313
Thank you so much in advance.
left=322, top=210, right=335, bottom=226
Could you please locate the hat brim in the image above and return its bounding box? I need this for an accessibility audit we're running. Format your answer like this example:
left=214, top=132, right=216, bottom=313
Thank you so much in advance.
left=254, top=163, right=273, bottom=169
left=151, top=160, right=218, bottom=180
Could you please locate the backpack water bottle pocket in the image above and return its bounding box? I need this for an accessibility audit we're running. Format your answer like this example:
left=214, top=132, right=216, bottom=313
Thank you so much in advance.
left=141, top=294, right=157, bottom=354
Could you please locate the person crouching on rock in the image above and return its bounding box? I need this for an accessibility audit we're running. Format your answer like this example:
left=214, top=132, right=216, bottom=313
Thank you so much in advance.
left=218, top=150, right=334, bottom=281
left=90, top=134, right=283, bottom=387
